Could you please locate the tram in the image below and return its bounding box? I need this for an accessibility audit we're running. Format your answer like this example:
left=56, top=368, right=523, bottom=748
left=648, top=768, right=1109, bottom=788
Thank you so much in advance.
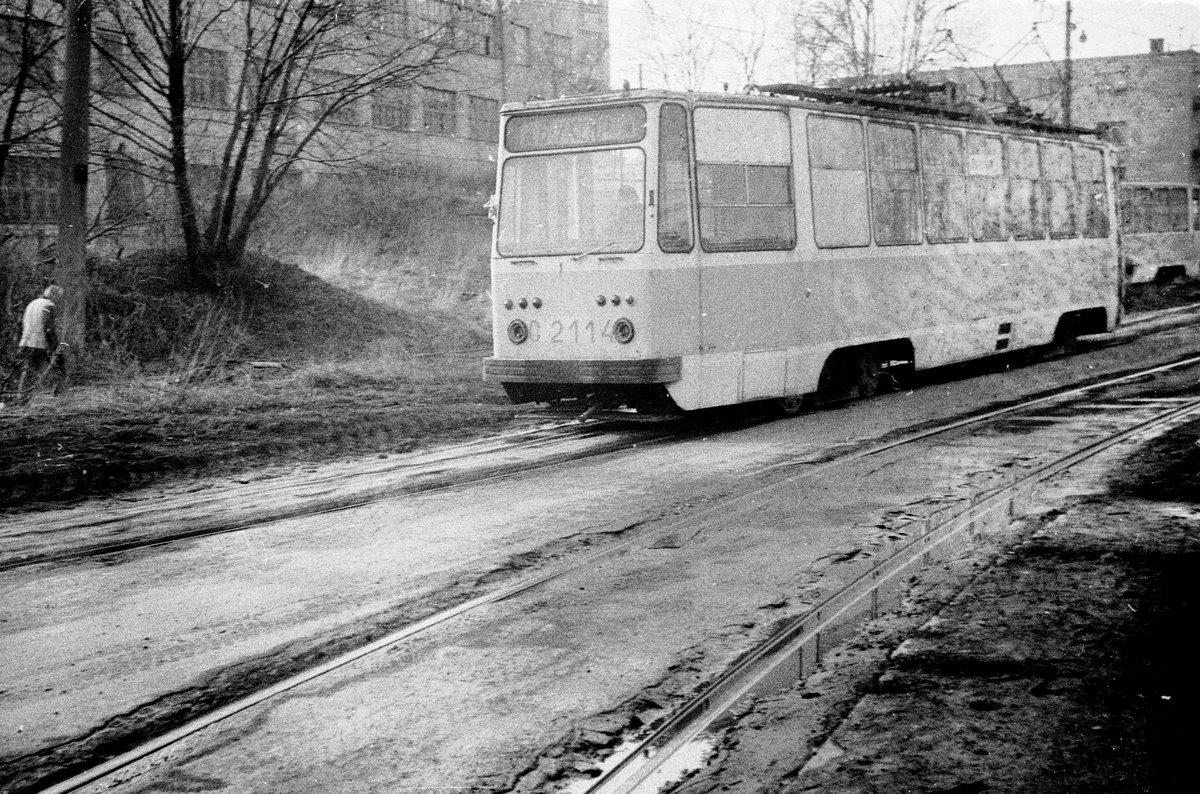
left=483, top=85, right=1121, bottom=413
left=1117, top=181, right=1200, bottom=283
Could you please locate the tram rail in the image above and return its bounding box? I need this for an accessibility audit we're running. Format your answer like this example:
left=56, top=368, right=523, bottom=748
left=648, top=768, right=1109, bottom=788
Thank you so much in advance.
left=584, top=388, right=1200, bottom=793
left=31, top=347, right=1200, bottom=794
left=8, top=303, right=1200, bottom=575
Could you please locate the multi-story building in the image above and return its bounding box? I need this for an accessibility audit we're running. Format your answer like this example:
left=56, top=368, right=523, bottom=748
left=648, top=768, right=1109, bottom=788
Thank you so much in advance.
left=1, top=0, right=611, bottom=271
left=919, top=40, right=1200, bottom=184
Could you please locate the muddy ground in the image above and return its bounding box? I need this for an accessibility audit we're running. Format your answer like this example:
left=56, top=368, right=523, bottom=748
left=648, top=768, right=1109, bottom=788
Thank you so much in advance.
left=3, top=279, right=1200, bottom=513
left=0, top=354, right=514, bottom=510
left=669, top=413, right=1200, bottom=793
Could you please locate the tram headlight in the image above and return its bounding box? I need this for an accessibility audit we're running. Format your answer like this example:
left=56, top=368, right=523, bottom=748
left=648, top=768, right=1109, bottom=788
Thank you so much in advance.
left=507, top=319, right=530, bottom=344
left=612, top=318, right=635, bottom=344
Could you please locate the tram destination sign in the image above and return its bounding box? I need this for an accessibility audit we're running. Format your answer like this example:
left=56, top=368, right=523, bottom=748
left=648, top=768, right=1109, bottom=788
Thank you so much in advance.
left=506, top=105, right=647, bottom=152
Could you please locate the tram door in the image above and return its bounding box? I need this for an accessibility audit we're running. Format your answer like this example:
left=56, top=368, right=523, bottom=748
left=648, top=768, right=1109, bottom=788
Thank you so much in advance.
left=691, top=106, right=799, bottom=404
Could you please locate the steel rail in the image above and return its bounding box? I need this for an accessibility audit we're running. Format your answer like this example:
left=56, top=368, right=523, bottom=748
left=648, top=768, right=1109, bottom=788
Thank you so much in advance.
left=10, top=319, right=1200, bottom=574
left=33, top=353, right=1200, bottom=793
left=0, top=418, right=674, bottom=573
left=585, top=395, right=1200, bottom=794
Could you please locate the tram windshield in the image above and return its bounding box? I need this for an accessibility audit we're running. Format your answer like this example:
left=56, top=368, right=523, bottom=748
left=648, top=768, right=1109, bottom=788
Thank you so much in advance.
left=497, top=148, right=645, bottom=257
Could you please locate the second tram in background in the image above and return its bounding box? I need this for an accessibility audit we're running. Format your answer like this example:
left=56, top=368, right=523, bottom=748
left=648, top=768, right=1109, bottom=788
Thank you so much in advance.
left=1118, top=182, right=1200, bottom=284
left=483, top=84, right=1121, bottom=415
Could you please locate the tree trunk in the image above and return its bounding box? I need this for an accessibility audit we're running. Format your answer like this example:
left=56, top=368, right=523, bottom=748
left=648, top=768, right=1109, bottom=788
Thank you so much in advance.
left=57, top=0, right=91, bottom=353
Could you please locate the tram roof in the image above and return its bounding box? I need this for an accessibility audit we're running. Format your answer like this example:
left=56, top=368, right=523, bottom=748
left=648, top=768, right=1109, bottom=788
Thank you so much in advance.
left=501, top=85, right=1104, bottom=142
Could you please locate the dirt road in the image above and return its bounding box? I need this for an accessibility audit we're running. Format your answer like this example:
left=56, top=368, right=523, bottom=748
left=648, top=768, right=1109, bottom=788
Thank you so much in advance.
left=3, top=315, right=1200, bottom=793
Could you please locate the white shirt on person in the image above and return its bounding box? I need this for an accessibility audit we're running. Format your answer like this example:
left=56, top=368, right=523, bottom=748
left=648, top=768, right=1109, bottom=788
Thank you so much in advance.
left=20, top=297, right=56, bottom=349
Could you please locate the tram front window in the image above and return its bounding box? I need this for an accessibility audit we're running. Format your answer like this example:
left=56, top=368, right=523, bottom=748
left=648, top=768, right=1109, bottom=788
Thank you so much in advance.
left=497, top=148, right=645, bottom=257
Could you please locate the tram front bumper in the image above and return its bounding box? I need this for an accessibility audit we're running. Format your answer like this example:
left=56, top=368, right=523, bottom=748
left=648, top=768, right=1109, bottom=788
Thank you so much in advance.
left=483, top=357, right=682, bottom=384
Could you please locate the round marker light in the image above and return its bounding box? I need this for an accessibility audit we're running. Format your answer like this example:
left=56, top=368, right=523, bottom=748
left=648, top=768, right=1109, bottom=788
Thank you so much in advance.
left=625, top=296, right=635, bottom=306
left=596, top=295, right=607, bottom=306
left=518, top=297, right=528, bottom=309
left=532, top=297, right=543, bottom=309
left=503, top=299, right=513, bottom=310
left=612, top=318, right=635, bottom=344
left=507, top=319, right=529, bottom=344
left=612, top=295, right=622, bottom=306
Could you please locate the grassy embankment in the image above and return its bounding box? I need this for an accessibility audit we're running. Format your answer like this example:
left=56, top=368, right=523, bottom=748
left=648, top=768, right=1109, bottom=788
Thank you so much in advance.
left=0, top=249, right=511, bottom=508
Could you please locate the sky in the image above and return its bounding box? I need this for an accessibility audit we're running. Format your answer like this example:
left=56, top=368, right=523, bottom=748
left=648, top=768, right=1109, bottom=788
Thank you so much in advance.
left=608, top=0, right=1200, bottom=90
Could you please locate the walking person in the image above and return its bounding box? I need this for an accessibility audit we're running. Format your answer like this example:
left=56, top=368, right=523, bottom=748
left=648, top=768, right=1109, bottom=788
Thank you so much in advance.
left=14, top=284, right=65, bottom=404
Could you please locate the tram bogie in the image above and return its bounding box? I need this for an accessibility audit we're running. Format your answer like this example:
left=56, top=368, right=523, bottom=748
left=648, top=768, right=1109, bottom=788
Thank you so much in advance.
left=484, top=85, right=1121, bottom=414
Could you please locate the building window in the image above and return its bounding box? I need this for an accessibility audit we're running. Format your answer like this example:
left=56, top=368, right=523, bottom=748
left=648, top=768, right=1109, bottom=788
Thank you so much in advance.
left=0, top=157, right=59, bottom=223
left=981, top=81, right=1010, bottom=104
left=188, top=46, right=228, bottom=109
left=422, top=87, right=457, bottom=135
left=509, top=23, right=531, bottom=65
left=372, top=87, right=412, bottom=130
left=460, top=7, right=499, bottom=57
left=312, top=0, right=357, bottom=22
left=542, top=31, right=571, bottom=66
left=313, top=70, right=360, bottom=125
left=412, top=0, right=453, bottom=45
left=467, top=95, right=498, bottom=141
left=93, top=28, right=136, bottom=97
left=105, top=157, right=145, bottom=223
left=1, top=14, right=55, bottom=89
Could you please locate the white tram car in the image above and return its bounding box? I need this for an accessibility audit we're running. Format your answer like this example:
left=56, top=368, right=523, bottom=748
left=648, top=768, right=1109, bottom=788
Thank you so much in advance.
left=1118, top=182, right=1200, bottom=284
left=483, top=85, right=1121, bottom=413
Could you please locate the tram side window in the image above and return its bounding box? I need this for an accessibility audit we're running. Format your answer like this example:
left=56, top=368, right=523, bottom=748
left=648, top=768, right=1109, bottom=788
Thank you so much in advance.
left=694, top=108, right=795, bottom=252
left=1008, top=138, right=1044, bottom=240
left=1075, top=147, right=1109, bottom=238
left=808, top=115, right=869, bottom=247
left=1120, top=187, right=1152, bottom=232
left=868, top=122, right=920, bottom=245
left=1044, top=142, right=1076, bottom=237
left=658, top=104, right=694, bottom=252
left=1192, top=188, right=1200, bottom=231
left=967, top=134, right=1005, bottom=241
left=1158, top=187, right=1189, bottom=231
left=920, top=128, right=968, bottom=243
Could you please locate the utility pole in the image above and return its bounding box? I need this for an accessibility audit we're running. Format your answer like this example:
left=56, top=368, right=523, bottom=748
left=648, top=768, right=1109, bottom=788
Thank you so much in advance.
left=1063, top=0, right=1074, bottom=126
left=58, top=0, right=91, bottom=351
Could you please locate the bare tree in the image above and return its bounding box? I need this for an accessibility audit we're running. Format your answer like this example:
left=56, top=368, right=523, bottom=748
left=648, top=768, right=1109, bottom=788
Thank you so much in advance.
left=631, top=0, right=720, bottom=91
left=786, top=0, right=969, bottom=82
left=0, top=0, right=61, bottom=219
left=89, top=0, right=466, bottom=283
left=722, top=0, right=776, bottom=88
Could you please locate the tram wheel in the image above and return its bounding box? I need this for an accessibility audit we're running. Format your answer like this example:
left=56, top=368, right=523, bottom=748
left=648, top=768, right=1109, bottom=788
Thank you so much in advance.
left=855, top=349, right=885, bottom=398
left=777, top=395, right=805, bottom=416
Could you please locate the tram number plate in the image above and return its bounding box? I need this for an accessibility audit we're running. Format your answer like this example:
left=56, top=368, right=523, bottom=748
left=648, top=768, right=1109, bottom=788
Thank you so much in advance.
left=527, top=319, right=614, bottom=344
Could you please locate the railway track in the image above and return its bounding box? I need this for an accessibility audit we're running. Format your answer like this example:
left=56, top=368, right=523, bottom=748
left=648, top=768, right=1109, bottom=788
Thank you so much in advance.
left=583, top=388, right=1200, bottom=793
left=7, top=303, right=1199, bottom=577
left=0, top=417, right=671, bottom=573
left=6, top=304, right=1200, bottom=575
left=27, top=346, right=1200, bottom=794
